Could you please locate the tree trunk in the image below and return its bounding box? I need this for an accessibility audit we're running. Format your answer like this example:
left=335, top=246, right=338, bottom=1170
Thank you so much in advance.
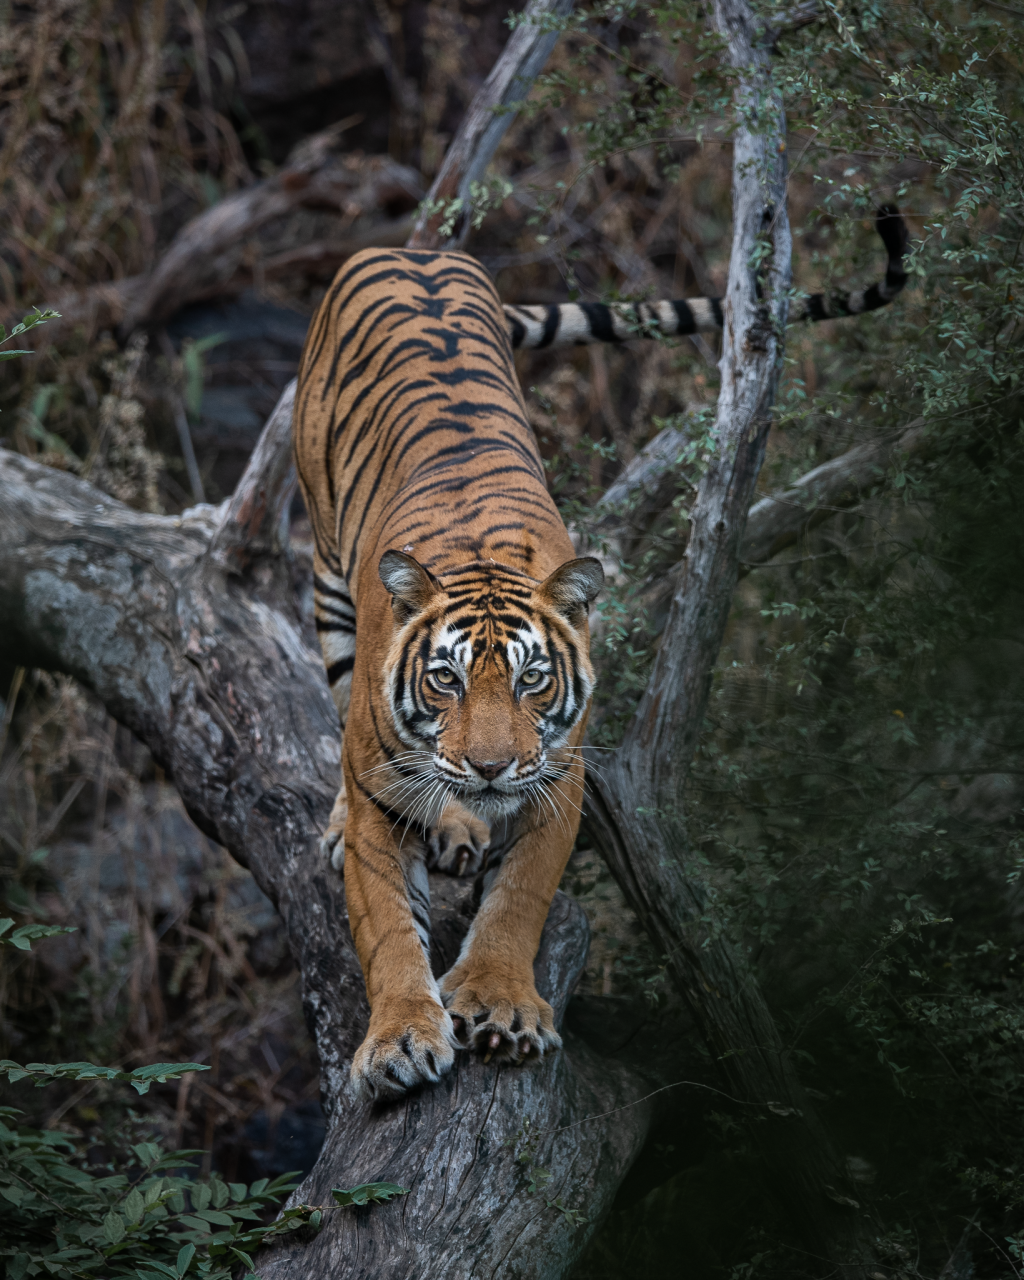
left=578, top=0, right=881, bottom=1268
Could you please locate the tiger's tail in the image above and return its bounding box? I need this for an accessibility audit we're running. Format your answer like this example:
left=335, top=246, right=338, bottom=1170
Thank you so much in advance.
left=504, top=205, right=908, bottom=350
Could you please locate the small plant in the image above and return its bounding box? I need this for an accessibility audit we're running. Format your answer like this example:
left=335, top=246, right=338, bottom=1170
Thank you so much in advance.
left=330, top=1182, right=410, bottom=1208
left=0, top=918, right=321, bottom=1278
left=0, top=310, right=59, bottom=363
left=0, top=919, right=73, bottom=951
left=0, top=1118, right=314, bottom=1280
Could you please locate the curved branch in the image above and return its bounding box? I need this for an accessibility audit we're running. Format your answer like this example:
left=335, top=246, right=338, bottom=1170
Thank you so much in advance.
left=22, top=139, right=421, bottom=343
left=407, top=0, right=576, bottom=251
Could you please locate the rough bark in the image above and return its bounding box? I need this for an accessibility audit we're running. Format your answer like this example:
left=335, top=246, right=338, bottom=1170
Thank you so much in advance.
left=0, top=432, right=651, bottom=1279
left=578, top=0, right=882, bottom=1269
left=407, top=0, right=576, bottom=251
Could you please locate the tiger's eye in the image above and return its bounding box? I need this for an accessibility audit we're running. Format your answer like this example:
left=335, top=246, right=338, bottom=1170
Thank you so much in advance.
left=520, top=669, right=543, bottom=686
left=433, top=667, right=456, bottom=685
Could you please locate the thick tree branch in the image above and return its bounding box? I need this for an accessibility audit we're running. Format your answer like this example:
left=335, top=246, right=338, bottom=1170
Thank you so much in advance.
left=741, top=415, right=927, bottom=564
left=585, top=415, right=930, bottom=634
left=407, top=0, right=575, bottom=250
left=0, top=437, right=651, bottom=1278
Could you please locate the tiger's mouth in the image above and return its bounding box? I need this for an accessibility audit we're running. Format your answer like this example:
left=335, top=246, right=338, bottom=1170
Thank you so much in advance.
left=432, top=755, right=549, bottom=820
left=451, top=785, right=528, bottom=820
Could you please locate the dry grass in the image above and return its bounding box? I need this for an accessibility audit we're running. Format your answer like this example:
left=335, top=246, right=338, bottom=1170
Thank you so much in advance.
left=0, top=0, right=251, bottom=308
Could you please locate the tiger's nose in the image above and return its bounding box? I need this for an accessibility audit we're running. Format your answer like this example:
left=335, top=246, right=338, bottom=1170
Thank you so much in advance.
left=468, top=759, right=512, bottom=781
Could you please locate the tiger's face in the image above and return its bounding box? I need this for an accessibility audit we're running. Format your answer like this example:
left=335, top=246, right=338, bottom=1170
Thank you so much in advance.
left=376, top=552, right=604, bottom=822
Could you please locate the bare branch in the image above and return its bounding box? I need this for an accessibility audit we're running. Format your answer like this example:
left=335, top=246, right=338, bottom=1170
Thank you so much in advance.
left=741, top=416, right=927, bottom=563
left=23, top=136, right=420, bottom=343
left=407, top=0, right=576, bottom=250
left=207, top=380, right=298, bottom=572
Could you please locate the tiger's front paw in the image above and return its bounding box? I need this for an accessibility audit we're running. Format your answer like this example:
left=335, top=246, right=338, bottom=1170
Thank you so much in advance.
left=427, top=804, right=490, bottom=877
left=440, top=964, right=561, bottom=1066
left=350, top=999, right=457, bottom=1102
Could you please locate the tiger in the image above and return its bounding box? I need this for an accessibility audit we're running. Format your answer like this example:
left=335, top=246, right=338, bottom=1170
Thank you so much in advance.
left=293, top=204, right=908, bottom=1102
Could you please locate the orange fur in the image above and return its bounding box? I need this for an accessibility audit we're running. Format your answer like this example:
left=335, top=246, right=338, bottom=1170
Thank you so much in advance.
left=294, top=248, right=602, bottom=1100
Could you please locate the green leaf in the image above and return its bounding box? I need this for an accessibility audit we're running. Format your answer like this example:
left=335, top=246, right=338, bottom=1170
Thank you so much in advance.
left=129, top=1064, right=209, bottom=1096
left=191, top=1182, right=211, bottom=1211
left=125, top=1187, right=145, bottom=1223
left=103, top=1209, right=127, bottom=1244
left=194, top=1209, right=235, bottom=1226
left=228, top=1247, right=257, bottom=1273
left=177, top=1214, right=213, bottom=1234
left=176, top=1243, right=196, bottom=1276
left=210, top=1178, right=229, bottom=1209
left=331, top=1181, right=411, bottom=1207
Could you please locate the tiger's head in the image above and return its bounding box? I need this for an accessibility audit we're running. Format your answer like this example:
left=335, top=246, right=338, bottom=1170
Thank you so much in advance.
left=376, top=550, right=604, bottom=822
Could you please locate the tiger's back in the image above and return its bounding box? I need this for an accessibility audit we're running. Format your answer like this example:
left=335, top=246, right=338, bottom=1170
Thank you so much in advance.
left=295, top=248, right=574, bottom=645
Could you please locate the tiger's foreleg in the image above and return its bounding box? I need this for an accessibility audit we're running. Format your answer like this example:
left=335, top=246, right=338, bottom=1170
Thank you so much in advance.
left=343, top=760, right=457, bottom=1101
left=438, top=753, right=586, bottom=1064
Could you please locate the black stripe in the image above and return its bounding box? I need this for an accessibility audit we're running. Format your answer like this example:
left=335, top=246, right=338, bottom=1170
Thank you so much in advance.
left=671, top=299, right=696, bottom=335
left=537, top=305, right=560, bottom=349
left=326, top=655, right=356, bottom=684
left=579, top=302, right=619, bottom=344
left=313, top=574, right=353, bottom=604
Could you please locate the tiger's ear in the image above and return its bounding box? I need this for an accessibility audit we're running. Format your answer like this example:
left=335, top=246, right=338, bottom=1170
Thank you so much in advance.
left=537, top=557, right=604, bottom=628
left=379, top=550, right=441, bottom=625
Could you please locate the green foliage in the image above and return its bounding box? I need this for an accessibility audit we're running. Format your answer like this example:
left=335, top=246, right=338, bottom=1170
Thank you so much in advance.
left=0, top=1062, right=209, bottom=1098
left=0, top=894, right=321, bottom=1278
left=0, top=919, right=74, bottom=952
left=416, top=175, right=515, bottom=238
left=0, top=310, right=59, bottom=363
left=329, top=1182, right=410, bottom=1208
left=0, top=1113, right=314, bottom=1280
